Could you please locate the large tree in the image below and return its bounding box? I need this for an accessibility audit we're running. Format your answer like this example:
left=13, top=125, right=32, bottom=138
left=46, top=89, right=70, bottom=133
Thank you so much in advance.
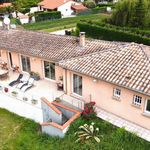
left=129, top=0, right=147, bottom=27
left=110, top=0, right=150, bottom=28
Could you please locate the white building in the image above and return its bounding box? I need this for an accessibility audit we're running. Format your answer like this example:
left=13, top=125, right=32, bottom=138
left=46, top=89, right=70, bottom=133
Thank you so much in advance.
left=38, top=0, right=87, bottom=17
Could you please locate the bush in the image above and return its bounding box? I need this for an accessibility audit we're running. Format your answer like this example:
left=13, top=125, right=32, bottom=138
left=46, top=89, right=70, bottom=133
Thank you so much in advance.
left=82, top=101, right=97, bottom=119
left=83, top=1, right=96, bottom=8
left=35, top=11, right=61, bottom=22
left=77, top=22, right=150, bottom=45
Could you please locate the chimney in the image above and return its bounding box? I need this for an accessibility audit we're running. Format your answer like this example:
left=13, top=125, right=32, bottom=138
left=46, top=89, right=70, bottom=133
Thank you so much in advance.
left=79, top=32, right=85, bottom=47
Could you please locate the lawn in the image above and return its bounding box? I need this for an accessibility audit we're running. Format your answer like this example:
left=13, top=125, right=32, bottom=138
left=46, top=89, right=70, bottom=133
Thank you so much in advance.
left=23, top=14, right=109, bottom=32
left=0, top=108, right=149, bottom=150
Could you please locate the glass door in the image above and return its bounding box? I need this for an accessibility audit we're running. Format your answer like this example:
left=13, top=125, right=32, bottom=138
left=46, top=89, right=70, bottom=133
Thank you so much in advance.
left=44, top=61, right=55, bottom=80
left=9, top=52, right=13, bottom=67
left=21, top=55, right=31, bottom=72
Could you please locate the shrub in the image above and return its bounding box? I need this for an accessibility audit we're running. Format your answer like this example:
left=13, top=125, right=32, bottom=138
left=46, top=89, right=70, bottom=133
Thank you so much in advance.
left=75, top=122, right=101, bottom=143
left=83, top=1, right=96, bottom=8
left=35, top=11, right=61, bottom=22
left=82, top=101, right=97, bottom=119
left=77, top=22, right=150, bottom=45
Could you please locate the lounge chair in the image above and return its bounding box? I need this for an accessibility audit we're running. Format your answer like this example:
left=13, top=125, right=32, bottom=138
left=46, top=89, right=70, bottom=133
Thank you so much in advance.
left=9, top=74, right=23, bottom=87
left=16, top=73, right=30, bottom=89
left=21, top=78, right=34, bottom=92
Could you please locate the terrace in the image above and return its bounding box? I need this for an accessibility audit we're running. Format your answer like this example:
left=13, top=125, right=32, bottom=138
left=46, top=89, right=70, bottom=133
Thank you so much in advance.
left=0, top=69, right=64, bottom=106
left=0, top=67, right=84, bottom=110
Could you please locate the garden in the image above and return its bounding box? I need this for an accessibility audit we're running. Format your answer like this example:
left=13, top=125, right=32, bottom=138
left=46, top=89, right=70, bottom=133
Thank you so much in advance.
left=76, top=0, right=150, bottom=45
left=0, top=101, right=150, bottom=150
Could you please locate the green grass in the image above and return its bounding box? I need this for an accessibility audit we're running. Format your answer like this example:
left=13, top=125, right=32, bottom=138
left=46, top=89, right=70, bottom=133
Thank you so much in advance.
left=0, top=108, right=149, bottom=150
left=23, top=14, right=109, bottom=32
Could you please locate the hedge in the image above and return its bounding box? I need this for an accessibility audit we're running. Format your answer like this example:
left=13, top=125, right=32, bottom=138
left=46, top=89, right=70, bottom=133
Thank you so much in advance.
left=35, top=11, right=61, bottom=22
left=77, top=23, right=150, bottom=45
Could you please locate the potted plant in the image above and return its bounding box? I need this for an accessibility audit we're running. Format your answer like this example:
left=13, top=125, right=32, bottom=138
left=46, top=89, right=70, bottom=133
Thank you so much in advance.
left=23, top=97, right=28, bottom=101
left=31, top=99, right=38, bottom=105
left=55, top=97, right=61, bottom=103
left=4, top=87, right=8, bottom=93
left=11, top=91, right=18, bottom=97
left=30, top=71, right=40, bottom=81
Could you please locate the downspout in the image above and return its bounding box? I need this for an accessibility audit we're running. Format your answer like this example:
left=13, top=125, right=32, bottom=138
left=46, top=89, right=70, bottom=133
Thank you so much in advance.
left=65, top=68, right=67, bottom=94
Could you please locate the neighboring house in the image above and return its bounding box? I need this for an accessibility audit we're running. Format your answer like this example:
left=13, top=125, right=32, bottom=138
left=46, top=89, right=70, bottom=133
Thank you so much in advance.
left=18, top=15, right=29, bottom=24
left=38, top=0, right=87, bottom=17
left=0, top=3, right=12, bottom=9
left=0, top=29, right=150, bottom=130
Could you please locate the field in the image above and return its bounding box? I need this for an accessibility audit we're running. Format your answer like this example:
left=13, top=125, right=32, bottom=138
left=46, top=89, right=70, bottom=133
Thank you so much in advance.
left=23, top=14, right=109, bottom=32
left=0, top=108, right=149, bottom=150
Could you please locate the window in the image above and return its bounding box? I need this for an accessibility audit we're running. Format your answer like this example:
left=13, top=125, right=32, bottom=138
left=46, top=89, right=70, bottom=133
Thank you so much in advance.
left=73, top=74, right=82, bottom=96
left=113, top=88, right=121, bottom=98
left=133, top=95, right=142, bottom=107
left=145, top=100, right=150, bottom=113
left=21, top=55, right=31, bottom=72
left=44, top=61, right=55, bottom=80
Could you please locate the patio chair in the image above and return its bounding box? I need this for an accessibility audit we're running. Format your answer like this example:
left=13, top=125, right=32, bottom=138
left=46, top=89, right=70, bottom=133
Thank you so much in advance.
left=21, top=78, right=34, bottom=92
left=16, top=73, right=30, bottom=89
left=9, top=74, right=23, bottom=87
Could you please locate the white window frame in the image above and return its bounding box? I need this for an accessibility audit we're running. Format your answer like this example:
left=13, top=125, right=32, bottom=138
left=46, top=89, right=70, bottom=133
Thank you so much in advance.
left=72, top=73, right=83, bottom=97
left=133, top=95, right=142, bottom=107
left=145, top=99, right=150, bottom=114
left=113, top=88, right=121, bottom=98
left=20, top=54, right=31, bottom=73
left=43, top=60, right=56, bottom=81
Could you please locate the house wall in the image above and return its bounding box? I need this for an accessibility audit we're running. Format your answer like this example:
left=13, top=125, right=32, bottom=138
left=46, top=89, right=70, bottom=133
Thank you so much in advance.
left=0, top=50, right=8, bottom=63
left=30, top=7, right=39, bottom=13
left=58, top=1, right=77, bottom=17
left=65, top=70, right=150, bottom=130
left=19, top=18, right=29, bottom=24
left=30, top=57, right=43, bottom=78
left=0, top=50, right=63, bottom=81
left=55, top=65, right=63, bottom=82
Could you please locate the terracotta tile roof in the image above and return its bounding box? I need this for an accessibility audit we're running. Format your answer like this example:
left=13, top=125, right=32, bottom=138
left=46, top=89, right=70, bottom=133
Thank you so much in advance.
left=0, top=29, right=121, bottom=62
left=71, top=4, right=88, bottom=10
left=59, top=43, right=150, bottom=96
left=38, top=0, right=72, bottom=9
left=0, top=3, right=11, bottom=8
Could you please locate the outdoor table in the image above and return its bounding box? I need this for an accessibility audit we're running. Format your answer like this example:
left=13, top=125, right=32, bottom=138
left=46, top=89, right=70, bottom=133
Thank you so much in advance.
left=0, top=70, right=8, bottom=79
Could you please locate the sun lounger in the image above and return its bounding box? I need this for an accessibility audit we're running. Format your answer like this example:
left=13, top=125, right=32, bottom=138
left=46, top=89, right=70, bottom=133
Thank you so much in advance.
left=16, top=73, right=30, bottom=89
left=21, top=78, right=34, bottom=92
left=9, top=74, right=23, bottom=87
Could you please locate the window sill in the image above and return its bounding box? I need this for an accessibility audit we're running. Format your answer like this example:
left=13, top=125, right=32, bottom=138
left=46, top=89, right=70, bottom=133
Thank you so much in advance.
left=112, top=96, right=121, bottom=101
left=142, top=112, right=150, bottom=118
left=131, top=104, right=141, bottom=109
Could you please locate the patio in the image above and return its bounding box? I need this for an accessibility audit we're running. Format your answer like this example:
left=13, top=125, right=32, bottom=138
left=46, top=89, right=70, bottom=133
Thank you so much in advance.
left=0, top=69, right=64, bottom=102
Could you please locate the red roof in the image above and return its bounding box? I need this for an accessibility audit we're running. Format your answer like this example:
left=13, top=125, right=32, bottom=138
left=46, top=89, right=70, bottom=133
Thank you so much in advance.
left=0, top=3, right=12, bottom=8
left=38, top=0, right=72, bottom=10
left=71, top=4, right=88, bottom=10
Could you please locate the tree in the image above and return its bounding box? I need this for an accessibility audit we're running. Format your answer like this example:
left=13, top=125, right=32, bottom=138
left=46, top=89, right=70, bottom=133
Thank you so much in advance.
left=110, top=0, right=134, bottom=26
left=110, top=0, right=150, bottom=28
left=129, top=0, right=147, bottom=27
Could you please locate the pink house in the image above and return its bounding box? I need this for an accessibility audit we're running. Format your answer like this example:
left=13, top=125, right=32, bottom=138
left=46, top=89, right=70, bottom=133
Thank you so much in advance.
left=0, top=29, right=150, bottom=130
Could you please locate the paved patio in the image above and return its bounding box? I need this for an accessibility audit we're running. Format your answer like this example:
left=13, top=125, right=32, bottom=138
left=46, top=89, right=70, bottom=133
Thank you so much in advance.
left=0, top=70, right=64, bottom=100
left=96, top=107, right=150, bottom=142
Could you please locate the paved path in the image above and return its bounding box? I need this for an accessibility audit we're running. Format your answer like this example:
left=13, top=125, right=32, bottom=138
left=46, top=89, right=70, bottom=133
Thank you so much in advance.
left=96, top=107, right=150, bottom=142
